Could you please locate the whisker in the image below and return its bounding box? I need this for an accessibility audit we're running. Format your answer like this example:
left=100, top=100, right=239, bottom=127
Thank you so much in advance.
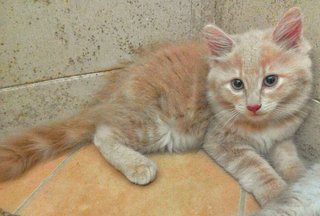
left=273, top=106, right=306, bottom=123
left=212, top=110, right=235, bottom=129
left=211, top=107, right=235, bottom=119
left=221, top=111, right=238, bottom=130
left=275, top=104, right=308, bottom=116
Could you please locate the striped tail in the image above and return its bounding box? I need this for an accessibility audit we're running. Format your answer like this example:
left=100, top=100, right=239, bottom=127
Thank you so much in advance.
left=0, top=111, right=96, bottom=181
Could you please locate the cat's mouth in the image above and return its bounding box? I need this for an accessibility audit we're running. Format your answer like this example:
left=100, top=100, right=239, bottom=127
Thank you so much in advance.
left=245, top=111, right=268, bottom=120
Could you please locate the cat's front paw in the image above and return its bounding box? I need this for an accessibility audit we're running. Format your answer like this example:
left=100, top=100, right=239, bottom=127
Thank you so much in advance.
left=249, top=208, right=281, bottom=216
left=123, top=159, right=157, bottom=185
left=255, top=178, right=287, bottom=206
left=282, top=162, right=306, bottom=183
left=249, top=213, right=268, bottom=216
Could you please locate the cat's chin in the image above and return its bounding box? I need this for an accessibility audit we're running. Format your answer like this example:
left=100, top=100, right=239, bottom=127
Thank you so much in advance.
left=244, top=112, right=269, bottom=121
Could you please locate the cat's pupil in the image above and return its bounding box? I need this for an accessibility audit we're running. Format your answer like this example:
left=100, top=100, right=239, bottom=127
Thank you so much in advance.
left=264, top=75, right=278, bottom=87
left=231, top=79, right=244, bottom=90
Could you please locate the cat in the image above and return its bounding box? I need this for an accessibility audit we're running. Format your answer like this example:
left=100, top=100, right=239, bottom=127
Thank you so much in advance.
left=202, top=7, right=313, bottom=205
left=252, top=163, right=320, bottom=216
left=0, top=7, right=313, bottom=206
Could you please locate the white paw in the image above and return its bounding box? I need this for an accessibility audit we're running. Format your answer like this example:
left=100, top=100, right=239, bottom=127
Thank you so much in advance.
left=124, top=160, right=157, bottom=185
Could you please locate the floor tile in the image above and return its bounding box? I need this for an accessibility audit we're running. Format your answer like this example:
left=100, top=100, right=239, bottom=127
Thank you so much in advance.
left=20, top=145, right=242, bottom=216
left=244, top=192, right=260, bottom=215
left=0, top=155, right=66, bottom=212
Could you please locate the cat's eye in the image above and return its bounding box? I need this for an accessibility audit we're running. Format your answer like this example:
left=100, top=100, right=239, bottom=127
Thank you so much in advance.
left=231, top=79, right=244, bottom=90
left=263, top=75, right=278, bottom=87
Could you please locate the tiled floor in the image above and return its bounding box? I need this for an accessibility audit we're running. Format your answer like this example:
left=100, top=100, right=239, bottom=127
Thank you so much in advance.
left=0, top=145, right=260, bottom=216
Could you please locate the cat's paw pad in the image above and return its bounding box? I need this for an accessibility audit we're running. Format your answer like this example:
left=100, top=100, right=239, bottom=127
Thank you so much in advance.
left=124, top=160, right=157, bottom=185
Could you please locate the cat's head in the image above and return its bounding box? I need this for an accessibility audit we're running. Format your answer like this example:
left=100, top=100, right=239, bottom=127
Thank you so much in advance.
left=204, top=7, right=312, bottom=125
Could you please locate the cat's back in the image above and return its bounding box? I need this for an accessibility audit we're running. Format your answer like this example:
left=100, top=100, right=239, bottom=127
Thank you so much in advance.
left=129, top=40, right=211, bottom=131
left=99, top=40, right=210, bottom=105
left=133, top=41, right=212, bottom=150
left=96, top=40, right=212, bottom=152
left=130, top=41, right=210, bottom=106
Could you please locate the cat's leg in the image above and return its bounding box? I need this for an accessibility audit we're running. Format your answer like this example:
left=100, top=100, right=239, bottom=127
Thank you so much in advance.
left=204, top=142, right=287, bottom=206
left=269, top=139, right=306, bottom=183
left=252, top=163, right=320, bottom=216
left=93, top=125, right=157, bottom=185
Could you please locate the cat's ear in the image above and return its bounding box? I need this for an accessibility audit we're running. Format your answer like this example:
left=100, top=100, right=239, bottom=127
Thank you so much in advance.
left=273, top=7, right=303, bottom=50
left=203, top=24, right=234, bottom=57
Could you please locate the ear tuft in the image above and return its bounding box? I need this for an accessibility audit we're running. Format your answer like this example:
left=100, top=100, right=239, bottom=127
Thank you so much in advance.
left=273, top=7, right=303, bottom=50
left=203, top=24, right=234, bottom=57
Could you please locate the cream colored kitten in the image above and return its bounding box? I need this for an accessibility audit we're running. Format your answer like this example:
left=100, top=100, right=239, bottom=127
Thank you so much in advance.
left=203, top=7, right=312, bottom=205
left=0, top=7, right=312, bottom=206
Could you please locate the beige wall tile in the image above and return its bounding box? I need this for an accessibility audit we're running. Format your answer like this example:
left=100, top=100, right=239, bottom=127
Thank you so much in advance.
left=190, top=0, right=216, bottom=37
left=0, top=0, right=215, bottom=88
left=296, top=101, right=320, bottom=161
left=0, top=72, right=106, bottom=140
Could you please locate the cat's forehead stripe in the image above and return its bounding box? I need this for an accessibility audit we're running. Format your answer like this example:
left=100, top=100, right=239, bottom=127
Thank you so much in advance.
left=238, top=32, right=264, bottom=77
left=260, top=44, right=282, bottom=67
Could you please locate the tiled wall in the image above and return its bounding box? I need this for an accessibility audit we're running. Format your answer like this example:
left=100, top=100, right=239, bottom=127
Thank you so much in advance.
left=1, top=0, right=319, bottom=160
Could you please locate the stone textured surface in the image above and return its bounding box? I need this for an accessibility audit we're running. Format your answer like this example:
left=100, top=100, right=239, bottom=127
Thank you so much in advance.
left=0, top=0, right=215, bottom=88
left=214, top=0, right=320, bottom=160
left=19, top=147, right=243, bottom=216
left=190, top=0, right=216, bottom=37
left=296, top=100, right=320, bottom=161
left=0, top=72, right=106, bottom=140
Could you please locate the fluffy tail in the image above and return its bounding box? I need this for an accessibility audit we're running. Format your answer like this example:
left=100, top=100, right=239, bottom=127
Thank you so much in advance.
left=0, top=111, right=96, bottom=181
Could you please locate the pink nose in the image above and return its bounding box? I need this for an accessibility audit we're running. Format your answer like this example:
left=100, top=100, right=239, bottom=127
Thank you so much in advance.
left=247, top=104, right=261, bottom=112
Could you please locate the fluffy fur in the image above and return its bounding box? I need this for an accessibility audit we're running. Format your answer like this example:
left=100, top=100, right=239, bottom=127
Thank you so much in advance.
left=253, top=163, right=320, bottom=216
left=0, top=7, right=313, bottom=206
left=203, top=7, right=312, bottom=205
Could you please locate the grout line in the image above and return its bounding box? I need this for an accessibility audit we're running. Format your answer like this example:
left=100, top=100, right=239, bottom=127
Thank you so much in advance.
left=312, top=98, right=320, bottom=105
left=13, top=146, right=81, bottom=214
left=0, top=65, right=124, bottom=92
left=0, top=72, right=106, bottom=93
left=238, top=188, right=246, bottom=216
